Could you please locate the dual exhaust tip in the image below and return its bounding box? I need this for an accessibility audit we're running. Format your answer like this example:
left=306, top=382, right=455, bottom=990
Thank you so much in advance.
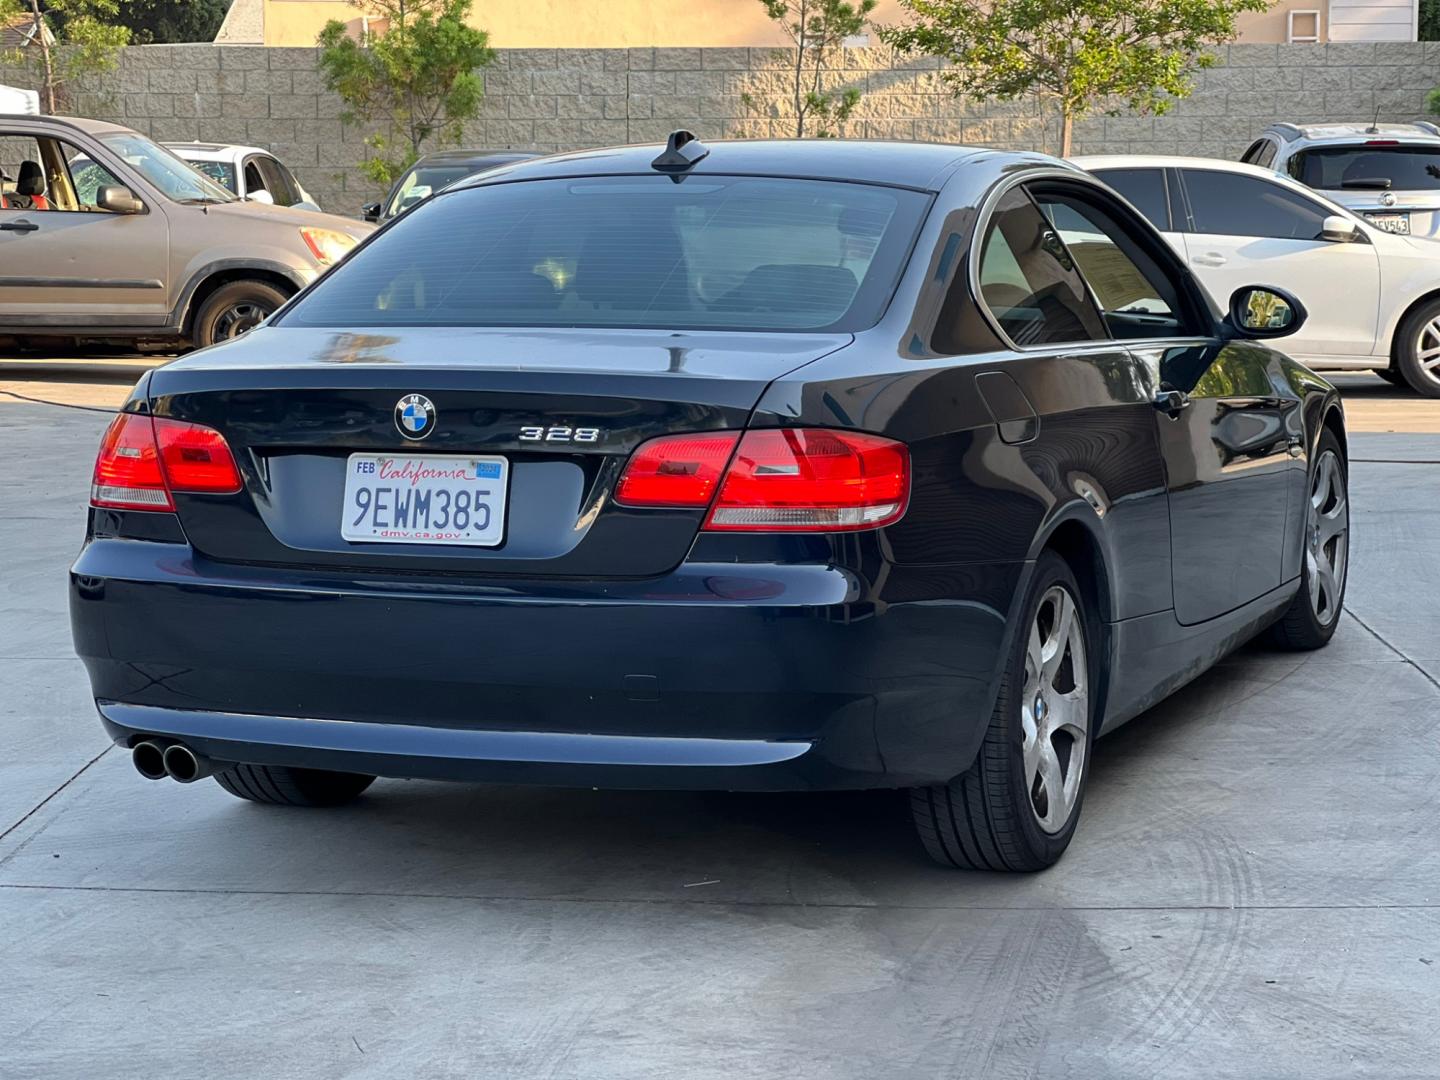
left=131, top=740, right=215, bottom=784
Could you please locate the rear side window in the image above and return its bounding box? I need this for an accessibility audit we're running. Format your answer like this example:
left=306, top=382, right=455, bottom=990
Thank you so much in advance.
left=255, top=155, right=299, bottom=206
left=280, top=175, right=930, bottom=333
left=1093, top=168, right=1170, bottom=231
left=1242, top=139, right=1277, bottom=168
left=1181, top=170, right=1328, bottom=240
left=974, top=187, right=1106, bottom=346
left=1290, top=144, right=1440, bottom=191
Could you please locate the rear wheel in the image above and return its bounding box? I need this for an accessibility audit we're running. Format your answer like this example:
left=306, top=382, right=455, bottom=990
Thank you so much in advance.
left=1393, top=299, right=1440, bottom=398
left=191, top=280, right=288, bottom=349
left=911, top=552, right=1095, bottom=871
left=1268, top=430, right=1349, bottom=650
left=215, top=764, right=375, bottom=807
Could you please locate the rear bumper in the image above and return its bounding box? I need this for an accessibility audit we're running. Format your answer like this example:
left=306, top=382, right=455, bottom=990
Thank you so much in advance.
left=71, top=538, right=1023, bottom=790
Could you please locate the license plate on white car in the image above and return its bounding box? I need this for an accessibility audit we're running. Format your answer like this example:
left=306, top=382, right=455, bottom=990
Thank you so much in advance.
left=1364, top=212, right=1410, bottom=234
left=341, top=454, right=508, bottom=546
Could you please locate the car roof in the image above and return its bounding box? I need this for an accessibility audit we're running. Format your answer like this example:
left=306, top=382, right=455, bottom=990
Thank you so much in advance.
left=413, top=149, right=543, bottom=166
left=1072, top=154, right=1282, bottom=175
left=163, top=142, right=264, bottom=160
left=0, top=113, right=134, bottom=136
left=452, top=138, right=1047, bottom=194
left=1263, top=121, right=1440, bottom=145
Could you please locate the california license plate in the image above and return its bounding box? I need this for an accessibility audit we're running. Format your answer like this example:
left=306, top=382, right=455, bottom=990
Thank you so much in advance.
left=341, top=454, right=508, bottom=546
left=1364, top=212, right=1409, bottom=234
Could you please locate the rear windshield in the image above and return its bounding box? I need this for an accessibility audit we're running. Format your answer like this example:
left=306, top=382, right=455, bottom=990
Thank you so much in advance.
left=1289, top=145, right=1440, bottom=191
left=280, top=175, right=930, bottom=333
left=187, top=159, right=238, bottom=193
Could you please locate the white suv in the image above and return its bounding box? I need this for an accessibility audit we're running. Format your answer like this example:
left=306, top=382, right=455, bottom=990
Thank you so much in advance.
left=164, top=142, right=321, bottom=212
left=1241, top=122, right=1440, bottom=238
left=1074, top=155, right=1440, bottom=397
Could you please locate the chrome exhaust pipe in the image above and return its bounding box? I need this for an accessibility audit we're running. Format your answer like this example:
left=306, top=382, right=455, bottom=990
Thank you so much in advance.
left=131, top=740, right=168, bottom=781
left=161, top=743, right=215, bottom=784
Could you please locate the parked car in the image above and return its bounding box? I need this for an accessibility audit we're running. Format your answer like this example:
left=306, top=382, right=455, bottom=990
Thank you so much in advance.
left=1241, top=121, right=1440, bottom=238
left=1076, top=154, right=1440, bottom=397
left=0, top=114, right=373, bottom=349
left=72, top=135, right=1348, bottom=872
left=164, top=141, right=322, bottom=212
left=362, top=148, right=541, bottom=222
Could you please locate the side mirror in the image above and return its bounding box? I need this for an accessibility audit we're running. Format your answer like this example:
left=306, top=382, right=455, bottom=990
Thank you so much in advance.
left=361, top=202, right=381, bottom=222
left=95, top=184, right=143, bottom=215
left=1227, top=285, right=1307, bottom=340
left=1320, top=214, right=1361, bottom=243
left=247, top=188, right=275, bottom=205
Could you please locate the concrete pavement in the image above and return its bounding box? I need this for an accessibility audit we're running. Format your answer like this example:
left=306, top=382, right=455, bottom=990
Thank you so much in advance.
left=1, top=375, right=1437, bottom=1079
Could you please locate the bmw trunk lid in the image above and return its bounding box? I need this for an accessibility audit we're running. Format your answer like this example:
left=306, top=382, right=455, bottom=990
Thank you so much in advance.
left=143, top=326, right=852, bottom=576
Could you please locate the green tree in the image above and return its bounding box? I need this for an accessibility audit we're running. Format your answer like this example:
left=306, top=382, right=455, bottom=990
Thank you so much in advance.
left=110, top=0, right=230, bottom=44
left=1422, top=0, right=1440, bottom=41
left=754, top=0, right=876, bottom=137
left=880, top=0, right=1270, bottom=156
left=0, top=0, right=130, bottom=113
left=317, top=0, right=494, bottom=189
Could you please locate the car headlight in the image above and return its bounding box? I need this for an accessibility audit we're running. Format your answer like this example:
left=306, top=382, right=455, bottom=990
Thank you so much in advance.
left=299, top=227, right=358, bottom=267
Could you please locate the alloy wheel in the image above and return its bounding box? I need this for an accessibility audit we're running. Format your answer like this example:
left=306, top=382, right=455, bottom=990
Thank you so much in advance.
left=1020, top=585, right=1089, bottom=835
left=213, top=301, right=271, bottom=341
left=1413, top=317, right=1440, bottom=390
left=1306, top=449, right=1349, bottom=626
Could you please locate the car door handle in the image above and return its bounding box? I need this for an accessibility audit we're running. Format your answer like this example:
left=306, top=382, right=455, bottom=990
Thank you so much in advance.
left=1153, top=388, right=1191, bottom=417
left=1192, top=252, right=1227, bottom=267
left=0, top=220, right=38, bottom=233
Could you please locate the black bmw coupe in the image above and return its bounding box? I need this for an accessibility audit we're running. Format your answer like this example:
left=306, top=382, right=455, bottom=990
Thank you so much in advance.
left=71, top=133, right=1349, bottom=870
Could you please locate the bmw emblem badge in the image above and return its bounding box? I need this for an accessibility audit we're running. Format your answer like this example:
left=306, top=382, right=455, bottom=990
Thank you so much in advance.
left=395, top=393, right=436, bottom=440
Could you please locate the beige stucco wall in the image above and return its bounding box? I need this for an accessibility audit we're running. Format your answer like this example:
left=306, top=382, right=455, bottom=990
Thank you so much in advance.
left=262, top=0, right=911, bottom=48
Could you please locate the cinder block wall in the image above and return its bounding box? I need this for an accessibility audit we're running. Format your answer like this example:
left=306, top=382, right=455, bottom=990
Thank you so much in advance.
left=5, top=42, right=1439, bottom=216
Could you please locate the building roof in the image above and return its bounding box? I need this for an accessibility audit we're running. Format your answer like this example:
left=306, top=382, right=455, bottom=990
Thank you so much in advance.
left=1, top=14, right=55, bottom=49
left=214, top=0, right=263, bottom=44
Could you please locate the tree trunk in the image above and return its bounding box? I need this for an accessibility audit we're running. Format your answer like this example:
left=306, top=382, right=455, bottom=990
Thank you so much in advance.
left=1060, top=107, right=1073, bottom=158
left=27, top=0, right=55, bottom=114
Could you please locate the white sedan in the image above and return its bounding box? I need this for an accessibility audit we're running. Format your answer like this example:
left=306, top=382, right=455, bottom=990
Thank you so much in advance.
left=1074, top=155, right=1440, bottom=397
left=164, top=141, right=321, bottom=212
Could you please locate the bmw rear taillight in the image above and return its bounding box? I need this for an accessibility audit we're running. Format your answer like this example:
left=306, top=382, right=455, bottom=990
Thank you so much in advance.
left=154, top=419, right=242, bottom=494
left=91, top=414, right=241, bottom=511
left=614, top=428, right=909, bottom=532
left=613, top=432, right=741, bottom=508
left=92, top=413, right=172, bottom=510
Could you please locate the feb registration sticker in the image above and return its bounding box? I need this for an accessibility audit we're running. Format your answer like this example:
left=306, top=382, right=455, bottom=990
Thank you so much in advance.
left=341, top=453, right=508, bottom=547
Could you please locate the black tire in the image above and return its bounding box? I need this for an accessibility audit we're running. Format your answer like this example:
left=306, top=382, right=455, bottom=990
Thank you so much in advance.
left=911, top=551, right=1096, bottom=872
left=1267, top=429, right=1349, bottom=651
left=1376, top=367, right=1405, bottom=386
left=215, top=764, right=375, bottom=807
left=191, top=280, right=288, bottom=349
left=1392, top=298, right=1440, bottom=398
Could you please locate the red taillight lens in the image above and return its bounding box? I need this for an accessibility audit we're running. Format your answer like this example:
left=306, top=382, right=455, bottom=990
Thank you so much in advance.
left=92, top=413, right=172, bottom=510
left=154, top=418, right=242, bottom=494
left=614, top=432, right=741, bottom=507
left=706, top=429, right=909, bottom=532
left=91, top=415, right=240, bottom=511
left=613, top=428, right=910, bottom=532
